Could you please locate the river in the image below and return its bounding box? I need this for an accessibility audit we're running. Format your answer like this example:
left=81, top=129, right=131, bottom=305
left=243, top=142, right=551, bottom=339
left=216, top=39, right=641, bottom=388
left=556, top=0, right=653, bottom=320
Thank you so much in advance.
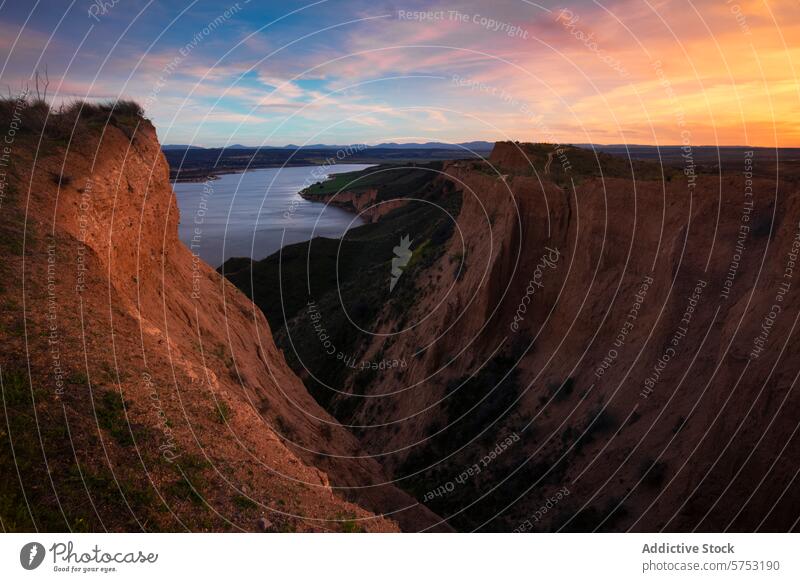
left=173, top=164, right=372, bottom=267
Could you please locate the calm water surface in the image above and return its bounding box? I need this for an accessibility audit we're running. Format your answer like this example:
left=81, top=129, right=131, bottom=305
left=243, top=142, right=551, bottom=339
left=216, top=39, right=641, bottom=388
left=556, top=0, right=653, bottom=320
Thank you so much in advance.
left=173, top=165, right=372, bottom=267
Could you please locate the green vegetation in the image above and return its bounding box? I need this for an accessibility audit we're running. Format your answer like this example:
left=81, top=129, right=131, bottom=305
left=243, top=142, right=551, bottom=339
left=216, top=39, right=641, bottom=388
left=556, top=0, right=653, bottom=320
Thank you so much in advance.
left=214, top=401, right=231, bottom=424
left=336, top=511, right=362, bottom=533
left=221, top=163, right=461, bottom=415
left=95, top=389, right=134, bottom=447
left=489, top=142, right=682, bottom=186
left=303, top=170, right=367, bottom=197
left=0, top=367, right=161, bottom=531
left=396, top=340, right=532, bottom=531
left=0, top=95, right=146, bottom=146
left=0, top=219, right=24, bottom=256
left=301, top=163, right=442, bottom=200
left=232, top=494, right=258, bottom=510
left=167, top=454, right=210, bottom=507
left=67, top=371, right=89, bottom=386
left=0, top=160, right=24, bottom=258
left=210, top=343, right=237, bottom=380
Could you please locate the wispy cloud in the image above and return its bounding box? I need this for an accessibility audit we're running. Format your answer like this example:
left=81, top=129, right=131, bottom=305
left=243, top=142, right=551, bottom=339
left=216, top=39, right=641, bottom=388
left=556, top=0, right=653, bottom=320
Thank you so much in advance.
left=2, top=0, right=796, bottom=145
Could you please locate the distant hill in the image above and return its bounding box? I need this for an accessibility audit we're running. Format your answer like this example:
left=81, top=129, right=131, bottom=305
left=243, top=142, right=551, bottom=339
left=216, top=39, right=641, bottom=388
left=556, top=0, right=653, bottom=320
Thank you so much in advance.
left=161, top=144, right=205, bottom=150
left=371, top=141, right=494, bottom=150
left=162, top=141, right=495, bottom=151
left=164, top=143, right=494, bottom=182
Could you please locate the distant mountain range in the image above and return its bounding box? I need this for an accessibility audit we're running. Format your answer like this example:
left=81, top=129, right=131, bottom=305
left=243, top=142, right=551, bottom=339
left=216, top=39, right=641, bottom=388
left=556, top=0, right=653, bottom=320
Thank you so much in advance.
left=162, top=142, right=800, bottom=155
left=162, top=141, right=496, bottom=151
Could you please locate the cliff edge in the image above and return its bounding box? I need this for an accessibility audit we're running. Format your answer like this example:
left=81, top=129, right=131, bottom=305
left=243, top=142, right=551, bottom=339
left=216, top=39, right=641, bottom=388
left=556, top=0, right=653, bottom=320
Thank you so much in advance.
left=0, top=99, right=442, bottom=532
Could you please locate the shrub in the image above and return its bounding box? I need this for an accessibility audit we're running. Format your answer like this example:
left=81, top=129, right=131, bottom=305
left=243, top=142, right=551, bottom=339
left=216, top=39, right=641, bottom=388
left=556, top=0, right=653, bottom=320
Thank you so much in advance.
left=232, top=494, right=258, bottom=509
left=337, top=511, right=362, bottom=533
left=641, top=459, right=668, bottom=488
left=548, top=377, right=575, bottom=402
left=214, top=401, right=231, bottom=424
left=0, top=96, right=146, bottom=143
left=95, top=390, right=134, bottom=446
left=573, top=407, right=617, bottom=453
left=50, top=172, right=71, bottom=187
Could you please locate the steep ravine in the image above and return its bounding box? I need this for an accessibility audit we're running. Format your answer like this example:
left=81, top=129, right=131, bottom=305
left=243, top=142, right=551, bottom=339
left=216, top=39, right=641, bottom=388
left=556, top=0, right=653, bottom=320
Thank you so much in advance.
left=0, top=103, right=443, bottom=532
left=230, top=142, right=800, bottom=532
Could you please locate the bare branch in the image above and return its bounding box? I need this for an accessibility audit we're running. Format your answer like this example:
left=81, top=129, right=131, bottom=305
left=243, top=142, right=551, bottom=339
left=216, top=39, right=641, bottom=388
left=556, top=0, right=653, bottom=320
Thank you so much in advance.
left=43, top=64, right=49, bottom=102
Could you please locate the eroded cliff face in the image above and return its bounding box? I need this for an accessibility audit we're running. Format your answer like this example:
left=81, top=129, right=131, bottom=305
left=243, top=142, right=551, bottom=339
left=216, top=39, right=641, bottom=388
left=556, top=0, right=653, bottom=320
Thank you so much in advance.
left=300, top=187, right=409, bottom=223
left=0, top=107, right=443, bottom=532
left=265, top=142, right=800, bottom=531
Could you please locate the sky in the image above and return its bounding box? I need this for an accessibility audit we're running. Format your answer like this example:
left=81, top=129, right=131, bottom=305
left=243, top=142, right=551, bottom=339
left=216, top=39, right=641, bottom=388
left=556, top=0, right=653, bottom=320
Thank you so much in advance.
left=0, top=0, right=798, bottom=147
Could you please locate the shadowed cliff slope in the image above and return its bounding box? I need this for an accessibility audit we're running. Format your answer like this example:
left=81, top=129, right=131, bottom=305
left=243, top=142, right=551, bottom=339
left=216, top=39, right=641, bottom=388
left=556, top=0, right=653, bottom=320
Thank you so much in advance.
left=226, top=141, right=800, bottom=532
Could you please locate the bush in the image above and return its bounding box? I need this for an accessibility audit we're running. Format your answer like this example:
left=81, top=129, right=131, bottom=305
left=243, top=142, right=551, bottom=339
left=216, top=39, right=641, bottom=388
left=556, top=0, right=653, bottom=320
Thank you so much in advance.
left=214, top=401, right=231, bottom=424
left=232, top=494, right=258, bottom=509
left=0, top=96, right=146, bottom=144
left=95, top=390, right=134, bottom=447
left=573, top=407, right=617, bottom=453
left=50, top=172, right=71, bottom=187
left=548, top=377, right=575, bottom=402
